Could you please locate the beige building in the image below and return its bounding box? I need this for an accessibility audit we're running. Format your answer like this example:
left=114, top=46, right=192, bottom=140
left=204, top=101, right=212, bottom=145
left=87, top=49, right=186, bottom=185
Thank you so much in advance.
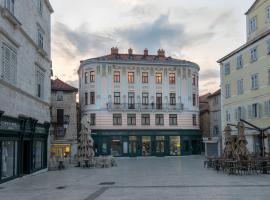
left=218, top=0, right=270, bottom=154
left=50, top=78, right=78, bottom=162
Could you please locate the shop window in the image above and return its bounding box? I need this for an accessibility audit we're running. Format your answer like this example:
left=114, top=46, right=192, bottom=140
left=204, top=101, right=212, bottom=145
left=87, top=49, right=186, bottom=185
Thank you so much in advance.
left=1, top=141, right=17, bottom=179
left=141, top=114, right=150, bottom=125
left=33, top=141, right=43, bottom=170
left=169, top=73, right=175, bottom=84
left=169, top=114, right=177, bottom=125
left=142, top=72, right=148, bottom=83
left=170, top=136, right=181, bottom=156
left=111, top=136, right=122, bottom=157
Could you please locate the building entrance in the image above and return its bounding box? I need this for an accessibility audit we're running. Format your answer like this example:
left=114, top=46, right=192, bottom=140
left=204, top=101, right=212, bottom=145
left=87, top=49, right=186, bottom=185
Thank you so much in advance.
left=155, top=136, right=165, bottom=156
left=142, top=136, right=151, bottom=156
left=129, top=136, right=137, bottom=157
left=23, top=140, right=31, bottom=175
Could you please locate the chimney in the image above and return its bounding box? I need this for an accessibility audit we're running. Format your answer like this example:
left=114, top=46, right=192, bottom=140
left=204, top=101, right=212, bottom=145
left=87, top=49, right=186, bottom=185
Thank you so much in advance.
left=128, top=48, right=133, bottom=55
left=157, top=49, right=165, bottom=57
left=144, top=48, right=148, bottom=56
left=111, top=47, right=119, bottom=55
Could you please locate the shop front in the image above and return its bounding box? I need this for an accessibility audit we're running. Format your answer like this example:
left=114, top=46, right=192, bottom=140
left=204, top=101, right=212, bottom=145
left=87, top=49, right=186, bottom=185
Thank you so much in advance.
left=0, top=112, right=49, bottom=183
left=92, top=130, right=202, bottom=157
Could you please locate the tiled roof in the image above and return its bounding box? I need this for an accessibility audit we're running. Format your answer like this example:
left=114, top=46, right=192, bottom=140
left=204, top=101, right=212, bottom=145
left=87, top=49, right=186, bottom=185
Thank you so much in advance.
left=51, top=78, right=78, bottom=92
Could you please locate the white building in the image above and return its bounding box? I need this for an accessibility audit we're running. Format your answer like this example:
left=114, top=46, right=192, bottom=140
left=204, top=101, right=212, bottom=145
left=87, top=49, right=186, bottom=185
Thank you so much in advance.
left=0, top=0, right=53, bottom=183
left=79, top=48, right=201, bottom=157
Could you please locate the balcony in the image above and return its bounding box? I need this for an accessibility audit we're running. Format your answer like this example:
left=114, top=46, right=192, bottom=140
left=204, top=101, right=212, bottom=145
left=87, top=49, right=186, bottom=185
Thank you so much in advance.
left=107, top=103, right=184, bottom=112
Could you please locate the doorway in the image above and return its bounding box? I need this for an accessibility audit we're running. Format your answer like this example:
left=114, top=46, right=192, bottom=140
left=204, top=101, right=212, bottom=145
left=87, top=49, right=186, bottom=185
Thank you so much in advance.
left=23, top=140, right=31, bottom=174
left=155, top=136, right=165, bottom=156
left=129, top=136, right=137, bottom=157
left=142, top=136, right=151, bottom=156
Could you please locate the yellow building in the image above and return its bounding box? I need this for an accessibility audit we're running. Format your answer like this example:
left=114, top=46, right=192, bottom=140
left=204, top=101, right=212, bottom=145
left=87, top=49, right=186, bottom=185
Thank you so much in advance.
left=218, top=0, right=270, bottom=154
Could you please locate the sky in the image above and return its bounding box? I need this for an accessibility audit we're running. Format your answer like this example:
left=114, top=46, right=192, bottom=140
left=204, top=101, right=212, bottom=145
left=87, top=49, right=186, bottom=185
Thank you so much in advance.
left=50, top=0, right=255, bottom=95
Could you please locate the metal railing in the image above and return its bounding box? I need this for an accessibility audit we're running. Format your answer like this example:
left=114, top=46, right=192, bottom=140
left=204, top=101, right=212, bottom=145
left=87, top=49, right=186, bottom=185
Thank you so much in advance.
left=107, top=103, right=184, bottom=112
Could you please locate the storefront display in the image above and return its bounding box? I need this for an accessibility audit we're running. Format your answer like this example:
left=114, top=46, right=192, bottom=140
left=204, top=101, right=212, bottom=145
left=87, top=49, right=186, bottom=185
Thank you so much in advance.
left=111, top=136, right=122, bottom=156
left=33, top=141, right=44, bottom=170
left=1, top=141, right=17, bottom=179
left=170, top=136, right=181, bottom=156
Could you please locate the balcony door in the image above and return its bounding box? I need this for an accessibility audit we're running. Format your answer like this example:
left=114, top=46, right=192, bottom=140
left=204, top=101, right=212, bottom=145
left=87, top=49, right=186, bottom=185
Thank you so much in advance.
left=128, top=92, right=135, bottom=109
left=156, top=93, right=162, bottom=109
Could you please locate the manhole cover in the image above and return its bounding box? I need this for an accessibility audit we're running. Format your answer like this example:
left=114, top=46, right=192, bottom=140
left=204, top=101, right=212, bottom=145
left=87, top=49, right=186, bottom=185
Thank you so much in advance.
left=56, top=186, right=67, bottom=189
left=99, top=182, right=115, bottom=185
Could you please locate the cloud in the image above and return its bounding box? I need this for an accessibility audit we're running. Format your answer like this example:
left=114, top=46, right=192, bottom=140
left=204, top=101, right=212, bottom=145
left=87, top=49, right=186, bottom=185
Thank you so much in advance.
left=200, top=69, right=219, bottom=81
left=66, top=80, right=79, bottom=89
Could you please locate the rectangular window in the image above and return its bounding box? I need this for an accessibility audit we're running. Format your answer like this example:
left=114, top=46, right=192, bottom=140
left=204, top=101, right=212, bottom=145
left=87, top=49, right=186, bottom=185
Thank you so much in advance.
left=226, top=110, right=231, bottom=122
left=36, top=70, right=44, bottom=99
left=213, top=126, right=219, bottom=135
left=84, top=72, right=88, bottom=84
left=84, top=92, right=88, bottom=105
left=142, top=93, right=149, bottom=105
left=156, top=93, right=162, bottom=109
left=57, top=109, right=64, bottom=125
left=251, top=74, right=259, bottom=89
left=90, top=92, right=95, bottom=104
left=114, top=92, right=120, bottom=104
left=114, top=71, right=120, bottom=83
left=142, top=72, right=148, bottom=83
left=249, top=17, right=257, bottom=33
left=127, top=114, right=136, bottom=125
left=237, top=79, right=244, bottom=95
left=128, top=72, right=134, bottom=83
left=141, top=114, right=150, bottom=125
left=90, top=113, right=96, bottom=125
left=192, top=74, right=196, bottom=86
left=236, top=106, right=242, bottom=121
left=169, top=73, right=175, bottom=84
left=192, top=94, right=196, bottom=106
left=225, top=84, right=231, bottom=98
left=268, top=69, right=270, bottom=85
left=156, top=72, right=162, bottom=84
left=38, top=0, right=43, bottom=16
left=2, top=43, right=17, bottom=84
left=250, top=47, right=258, bottom=62
left=267, top=39, right=270, bottom=55
left=56, top=91, right=63, bottom=101
left=236, top=55, right=243, bottom=69
left=252, top=103, right=259, bottom=118
left=128, top=92, right=135, bottom=109
left=155, top=114, right=164, bottom=125
left=4, top=0, right=14, bottom=14
left=90, top=71, right=95, bottom=82
left=170, top=93, right=176, bottom=105
left=113, top=114, right=122, bottom=125
left=37, top=27, right=44, bottom=49
left=192, top=114, right=197, bottom=126
left=169, top=114, right=177, bottom=125
left=224, top=63, right=230, bottom=75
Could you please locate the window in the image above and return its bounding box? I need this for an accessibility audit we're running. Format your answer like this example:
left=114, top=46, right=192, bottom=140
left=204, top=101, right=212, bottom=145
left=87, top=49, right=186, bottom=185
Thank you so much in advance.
left=252, top=103, right=259, bottom=118
left=142, top=72, right=148, bottom=83
left=226, top=111, right=231, bottom=122
left=213, top=126, right=219, bottom=135
left=265, top=100, right=270, bottom=116
left=37, top=27, right=44, bottom=49
left=128, top=72, right=134, bottom=83
left=169, top=114, right=177, bottom=125
left=268, top=69, right=270, bottom=85
left=156, top=93, right=162, bottom=109
left=141, top=114, right=150, bottom=125
left=85, top=72, right=88, bottom=84
left=38, top=0, right=43, bottom=16
left=128, top=92, right=135, bottom=109
left=170, top=93, right=176, bottom=105
left=224, top=63, right=230, bottom=75
left=249, top=17, right=257, bottom=33
left=155, top=114, right=164, bottom=125
left=169, top=73, right=175, bottom=84
left=84, top=93, right=88, bottom=105
left=267, top=39, right=270, bottom=55
left=236, top=106, right=242, bottom=121
left=90, top=92, right=95, bottom=104
left=4, top=0, right=14, bottom=14
left=192, top=114, right=197, bottom=126
left=90, top=71, right=95, bottom=82
left=127, top=114, right=136, bottom=125
left=113, top=114, right=122, bottom=125
left=237, top=55, right=243, bottom=69
left=56, top=91, right=63, bottom=101
left=237, top=79, right=244, bottom=95
left=1, top=43, right=17, bottom=84
left=114, top=92, right=120, bottom=104
left=251, top=74, right=259, bottom=89
left=36, top=70, right=44, bottom=99
left=267, top=6, right=270, bottom=21
left=142, top=93, right=149, bottom=105
left=57, top=109, right=64, bottom=124
left=250, top=47, right=258, bottom=62
left=156, top=72, right=162, bottom=84
left=114, top=71, right=120, bottom=83
left=192, top=74, right=196, bottom=86
left=213, top=96, right=219, bottom=105
left=225, top=84, right=231, bottom=98
left=1, top=141, right=18, bottom=179
left=90, top=114, right=96, bottom=125
left=192, top=94, right=196, bottom=106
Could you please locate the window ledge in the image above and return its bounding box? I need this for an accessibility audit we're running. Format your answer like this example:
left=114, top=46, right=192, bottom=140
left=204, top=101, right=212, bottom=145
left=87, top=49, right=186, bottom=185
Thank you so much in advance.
left=1, top=7, right=22, bottom=28
left=37, top=47, right=48, bottom=57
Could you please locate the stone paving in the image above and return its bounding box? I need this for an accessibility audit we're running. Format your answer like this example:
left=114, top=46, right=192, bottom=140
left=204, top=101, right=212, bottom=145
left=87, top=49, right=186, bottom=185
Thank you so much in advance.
left=1, top=156, right=270, bottom=200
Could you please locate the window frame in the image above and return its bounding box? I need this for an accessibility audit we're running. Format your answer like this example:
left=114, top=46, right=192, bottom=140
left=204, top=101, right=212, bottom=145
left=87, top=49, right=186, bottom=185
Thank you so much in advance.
left=155, top=114, right=164, bottom=125
left=4, top=0, right=14, bottom=14
left=90, top=71, right=95, bottom=82
left=237, top=79, right=244, bottom=95
left=142, top=72, right=148, bottom=83
left=250, top=47, right=258, bottom=62
left=84, top=92, right=88, bottom=105
left=37, top=26, right=44, bottom=49
left=142, top=92, right=149, bottom=105
left=113, top=114, right=122, bottom=125
left=90, top=92, right=95, bottom=104
left=38, top=0, right=43, bottom=16
left=192, top=114, right=197, bottom=126
left=251, top=73, right=259, bottom=90
left=236, top=55, right=243, bottom=69
left=225, top=84, right=231, bottom=98
left=169, top=73, right=175, bottom=84
left=114, top=71, right=120, bottom=83
left=36, top=69, right=45, bottom=99
left=224, top=63, right=230, bottom=75
left=114, top=92, right=121, bottom=104
left=127, top=114, right=136, bottom=126
left=90, top=113, right=96, bottom=125
left=249, top=16, right=257, bottom=34
left=155, top=72, right=162, bottom=84
left=128, top=72, right=134, bottom=83
left=141, top=114, right=150, bottom=125
left=169, top=114, right=177, bottom=125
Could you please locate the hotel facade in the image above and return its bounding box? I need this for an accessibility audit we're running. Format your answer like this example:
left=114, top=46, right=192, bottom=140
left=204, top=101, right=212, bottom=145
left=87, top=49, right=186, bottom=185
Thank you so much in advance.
left=79, top=48, right=201, bottom=157
left=218, top=0, right=270, bottom=154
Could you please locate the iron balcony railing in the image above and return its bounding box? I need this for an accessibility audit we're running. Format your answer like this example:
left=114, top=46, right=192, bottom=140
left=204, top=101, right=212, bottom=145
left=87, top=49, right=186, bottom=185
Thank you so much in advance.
left=107, top=103, right=184, bottom=112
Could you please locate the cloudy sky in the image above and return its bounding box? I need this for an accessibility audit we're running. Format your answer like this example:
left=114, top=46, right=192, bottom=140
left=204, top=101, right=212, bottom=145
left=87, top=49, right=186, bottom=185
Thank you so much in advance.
left=50, top=0, right=255, bottom=95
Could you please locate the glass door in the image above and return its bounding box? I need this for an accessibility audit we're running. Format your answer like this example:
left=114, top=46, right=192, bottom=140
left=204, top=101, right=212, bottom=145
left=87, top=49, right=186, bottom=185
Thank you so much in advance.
left=129, top=136, right=137, bottom=157
left=155, top=136, right=165, bottom=156
left=142, top=136, right=151, bottom=156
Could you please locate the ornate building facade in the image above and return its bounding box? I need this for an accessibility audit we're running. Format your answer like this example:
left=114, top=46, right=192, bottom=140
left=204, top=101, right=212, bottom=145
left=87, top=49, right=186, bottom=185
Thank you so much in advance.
left=79, top=48, right=201, bottom=157
left=0, top=0, right=53, bottom=183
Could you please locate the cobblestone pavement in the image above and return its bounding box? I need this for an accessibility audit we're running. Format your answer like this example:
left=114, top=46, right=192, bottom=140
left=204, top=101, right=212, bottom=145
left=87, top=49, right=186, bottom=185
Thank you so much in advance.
left=1, top=156, right=270, bottom=200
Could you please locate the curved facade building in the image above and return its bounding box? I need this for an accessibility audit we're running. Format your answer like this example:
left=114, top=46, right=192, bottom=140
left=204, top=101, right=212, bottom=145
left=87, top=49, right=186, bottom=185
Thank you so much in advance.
left=79, top=48, right=201, bottom=157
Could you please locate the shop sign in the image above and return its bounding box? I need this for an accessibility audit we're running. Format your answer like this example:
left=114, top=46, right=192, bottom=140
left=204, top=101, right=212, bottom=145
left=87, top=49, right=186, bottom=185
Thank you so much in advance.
left=0, top=120, right=20, bottom=131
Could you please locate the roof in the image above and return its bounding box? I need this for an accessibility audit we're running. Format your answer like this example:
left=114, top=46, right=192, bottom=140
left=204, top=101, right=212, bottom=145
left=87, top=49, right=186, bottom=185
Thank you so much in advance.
left=51, top=78, right=78, bottom=92
left=208, top=89, right=221, bottom=98
left=199, top=93, right=211, bottom=113
left=45, top=0, right=54, bottom=13
left=217, top=29, right=270, bottom=63
left=245, top=0, right=260, bottom=15
left=80, top=53, right=200, bottom=69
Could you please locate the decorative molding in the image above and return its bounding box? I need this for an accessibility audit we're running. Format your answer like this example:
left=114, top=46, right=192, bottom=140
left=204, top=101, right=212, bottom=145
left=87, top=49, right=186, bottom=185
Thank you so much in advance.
left=0, top=7, right=22, bottom=28
left=0, top=26, right=20, bottom=48
left=102, top=64, right=106, bottom=76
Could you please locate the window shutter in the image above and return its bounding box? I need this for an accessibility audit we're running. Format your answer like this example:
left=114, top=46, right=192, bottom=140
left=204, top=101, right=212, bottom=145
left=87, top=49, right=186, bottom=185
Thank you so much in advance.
left=248, top=105, right=252, bottom=119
